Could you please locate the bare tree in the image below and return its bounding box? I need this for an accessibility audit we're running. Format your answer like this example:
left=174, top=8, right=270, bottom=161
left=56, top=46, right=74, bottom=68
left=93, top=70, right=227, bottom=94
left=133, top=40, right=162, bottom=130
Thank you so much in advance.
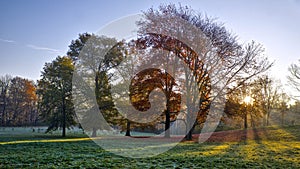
left=252, top=76, right=281, bottom=126
left=288, top=59, right=300, bottom=97
left=135, top=4, right=273, bottom=140
left=0, top=75, right=12, bottom=126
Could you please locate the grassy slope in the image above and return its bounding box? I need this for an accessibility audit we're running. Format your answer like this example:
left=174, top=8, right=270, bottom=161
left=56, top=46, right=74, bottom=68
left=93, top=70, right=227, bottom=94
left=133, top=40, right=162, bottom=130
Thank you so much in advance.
left=0, top=125, right=299, bottom=168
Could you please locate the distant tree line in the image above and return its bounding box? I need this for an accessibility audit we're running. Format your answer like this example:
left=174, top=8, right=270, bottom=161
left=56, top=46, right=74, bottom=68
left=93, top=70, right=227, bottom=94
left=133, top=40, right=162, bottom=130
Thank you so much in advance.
left=224, top=75, right=293, bottom=129
left=0, top=75, right=39, bottom=126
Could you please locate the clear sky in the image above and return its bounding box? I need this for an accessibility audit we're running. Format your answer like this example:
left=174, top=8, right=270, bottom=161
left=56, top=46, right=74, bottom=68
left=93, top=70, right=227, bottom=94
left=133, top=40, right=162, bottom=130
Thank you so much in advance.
left=0, top=0, right=299, bottom=94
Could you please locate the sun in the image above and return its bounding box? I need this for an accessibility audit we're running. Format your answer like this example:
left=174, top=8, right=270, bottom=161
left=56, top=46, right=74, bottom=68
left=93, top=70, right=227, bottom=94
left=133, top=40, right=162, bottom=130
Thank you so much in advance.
left=244, top=96, right=253, bottom=105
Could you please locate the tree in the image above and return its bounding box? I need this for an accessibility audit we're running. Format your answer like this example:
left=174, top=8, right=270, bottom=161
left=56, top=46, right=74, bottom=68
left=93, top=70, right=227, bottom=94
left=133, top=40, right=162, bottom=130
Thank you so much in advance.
left=0, top=75, right=38, bottom=127
left=129, top=68, right=181, bottom=138
left=135, top=4, right=272, bottom=140
left=251, top=76, right=282, bottom=126
left=289, top=101, right=300, bottom=125
left=225, top=75, right=288, bottom=128
left=69, top=33, right=124, bottom=137
left=0, top=75, right=12, bottom=126
left=224, top=83, right=248, bottom=129
left=111, top=52, right=144, bottom=136
left=37, top=56, right=76, bottom=137
left=7, top=77, right=38, bottom=126
left=288, top=59, right=300, bottom=97
left=277, top=92, right=289, bottom=125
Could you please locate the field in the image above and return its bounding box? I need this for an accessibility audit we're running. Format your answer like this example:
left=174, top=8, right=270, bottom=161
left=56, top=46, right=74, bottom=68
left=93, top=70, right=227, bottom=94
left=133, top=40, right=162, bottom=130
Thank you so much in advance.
left=0, top=125, right=299, bottom=168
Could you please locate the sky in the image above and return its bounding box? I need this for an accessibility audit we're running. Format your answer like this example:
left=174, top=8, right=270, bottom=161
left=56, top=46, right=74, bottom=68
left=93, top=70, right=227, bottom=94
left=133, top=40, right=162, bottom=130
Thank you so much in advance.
left=0, top=0, right=299, bottom=95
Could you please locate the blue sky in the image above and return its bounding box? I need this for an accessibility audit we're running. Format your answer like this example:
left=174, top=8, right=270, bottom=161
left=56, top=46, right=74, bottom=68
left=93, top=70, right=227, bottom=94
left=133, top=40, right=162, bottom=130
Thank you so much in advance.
left=0, top=0, right=299, bottom=94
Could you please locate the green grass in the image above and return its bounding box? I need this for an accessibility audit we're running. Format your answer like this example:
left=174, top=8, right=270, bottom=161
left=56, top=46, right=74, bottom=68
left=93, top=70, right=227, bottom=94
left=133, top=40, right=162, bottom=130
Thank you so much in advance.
left=0, top=125, right=299, bottom=168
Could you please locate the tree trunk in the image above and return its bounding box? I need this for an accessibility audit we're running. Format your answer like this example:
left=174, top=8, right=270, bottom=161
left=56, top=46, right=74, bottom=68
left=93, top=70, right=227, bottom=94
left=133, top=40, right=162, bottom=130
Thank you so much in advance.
left=266, top=111, right=270, bottom=126
left=125, top=120, right=131, bottom=136
left=281, top=111, right=284, bottom=126
left=185, top=123, right=195, bottom=141
left=250, top=110, right=255, bottom=128
left=1, top=104, right=6, bottom=126
left=1, top=87, right=8, bottom=126
left=92, top=127, right=97, bottom=137
left=244, top=111, right=248, bottom=129
left=62, top=96, right=66, bottom=137
left=263, top=113, right=267, bottom=126
left=93, top=72, right=101, bottom=138
left=164, top=109, right=171, bottom=138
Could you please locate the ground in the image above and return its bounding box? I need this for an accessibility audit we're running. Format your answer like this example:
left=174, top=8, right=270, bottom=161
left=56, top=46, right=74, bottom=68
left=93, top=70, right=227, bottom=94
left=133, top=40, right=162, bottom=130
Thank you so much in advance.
left=0, top=125, right=299, bottom=168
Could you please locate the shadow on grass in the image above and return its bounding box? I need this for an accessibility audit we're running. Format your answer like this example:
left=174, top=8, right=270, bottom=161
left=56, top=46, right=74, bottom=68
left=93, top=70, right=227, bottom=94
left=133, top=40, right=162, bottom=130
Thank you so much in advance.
left=0, top=125, right=299, bottom=168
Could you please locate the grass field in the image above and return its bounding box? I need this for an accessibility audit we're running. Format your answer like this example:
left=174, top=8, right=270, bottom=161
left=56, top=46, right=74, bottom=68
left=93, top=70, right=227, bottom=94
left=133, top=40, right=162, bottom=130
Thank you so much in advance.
left=0, top=125, right=299, bottom=168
